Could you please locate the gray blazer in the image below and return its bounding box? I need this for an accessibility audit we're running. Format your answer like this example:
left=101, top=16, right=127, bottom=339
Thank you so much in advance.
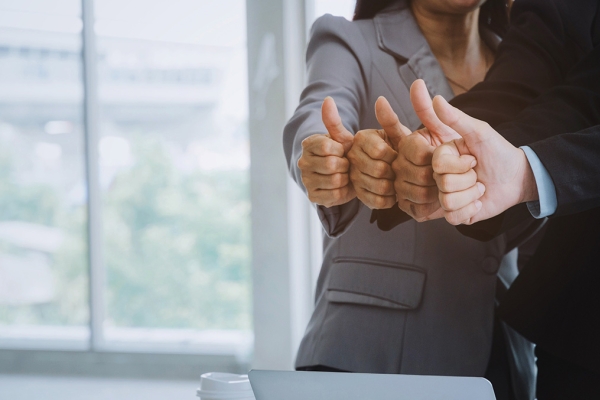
left=283, top=1, right=534, bottom=396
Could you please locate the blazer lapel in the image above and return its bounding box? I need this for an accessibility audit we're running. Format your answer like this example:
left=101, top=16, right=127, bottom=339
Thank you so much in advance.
left=373, top=1, right=454, bottom=128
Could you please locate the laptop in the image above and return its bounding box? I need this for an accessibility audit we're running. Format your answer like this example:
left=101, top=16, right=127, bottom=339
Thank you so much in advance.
left=248, top=370, right=496, bottom=400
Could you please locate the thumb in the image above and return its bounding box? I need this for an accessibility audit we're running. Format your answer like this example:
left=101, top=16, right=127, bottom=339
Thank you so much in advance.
left=322, top=96, right=354, bottom=154
left=410, top=79, right=460, bottom=145
left=432, top=95, right=489, bottom=145
left=375, top=96, right=411, bottom=150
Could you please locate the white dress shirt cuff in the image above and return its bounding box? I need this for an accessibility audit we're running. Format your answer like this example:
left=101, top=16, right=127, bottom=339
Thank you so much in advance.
left=521, top=146, right=558, bottom=218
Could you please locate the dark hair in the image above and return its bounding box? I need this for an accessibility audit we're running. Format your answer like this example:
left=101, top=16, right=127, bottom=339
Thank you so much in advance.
left=353, top=0, right=509, bottom=37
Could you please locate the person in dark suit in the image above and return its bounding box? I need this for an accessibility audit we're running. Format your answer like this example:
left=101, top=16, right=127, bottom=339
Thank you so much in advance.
left=422, top=48, right=600, bottom=399
left=371, top=0, right=600, bottom=397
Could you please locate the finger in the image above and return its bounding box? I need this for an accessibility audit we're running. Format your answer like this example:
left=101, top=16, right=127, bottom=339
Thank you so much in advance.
left=322, top=97, right=354, bottom=153
left=444, top=200, right=483, bottom=226
left=401, top=136, right=436, bottom=166
left=354, top=130, right=397, bottom=164
left=434, top=169, right=478, bottom=193
left=439, top=182, right=486, bottom=211
left=349, top=151, right=395, bottom=180
left=432, top=142, right=476, bottom=174
left=375, top=96, right=411, bottom=149
left=298, top=154, right=349, bottom=175
left=308, top=185, right=356, bottom=208
left=302, top=134, right=345, bottom=157
left=302, top=172, right=349, bottom=190
left=398, top=199, right=441, bottom=221
left=393, top=156, right=436, bottom=186
left=432, top=153, right=477, bottom=175
left=410, top=79, right=460, bottom=144
left=432, top=95, right=491, bottom=143
left=350, top=169, right=395, bottom=197
left=396, top=181, right=438, bottom=204
left=356, top=189, right=397, bottom=210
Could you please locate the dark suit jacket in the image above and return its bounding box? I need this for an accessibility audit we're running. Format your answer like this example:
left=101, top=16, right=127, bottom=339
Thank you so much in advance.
left=449, top=0, right=600, bottom=373
left=374, top=0, right=600, bottom=372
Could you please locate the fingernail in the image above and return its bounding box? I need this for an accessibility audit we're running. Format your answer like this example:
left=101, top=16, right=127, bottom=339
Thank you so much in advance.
left=475, top=200, right=483, bottom=210
left=471, top=159, right=477, bottom=168
left=477, top=182, right=485, bottom=195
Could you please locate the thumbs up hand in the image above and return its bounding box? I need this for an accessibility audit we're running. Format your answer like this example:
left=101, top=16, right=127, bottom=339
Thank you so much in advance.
left=347, top=96, right=411, bottom=209
left=298, top=97, right=356, bottom=208
left=390, top=80, right=466, bottom=222
left=430, top=95, right=538, bottom=225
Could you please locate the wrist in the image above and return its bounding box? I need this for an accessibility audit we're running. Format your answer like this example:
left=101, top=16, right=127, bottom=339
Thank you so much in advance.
left=517, top=149, right=539, bottom=204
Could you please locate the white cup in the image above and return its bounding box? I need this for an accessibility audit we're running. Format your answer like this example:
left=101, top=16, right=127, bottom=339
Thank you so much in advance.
left=196, top=372, right=256, bottom=400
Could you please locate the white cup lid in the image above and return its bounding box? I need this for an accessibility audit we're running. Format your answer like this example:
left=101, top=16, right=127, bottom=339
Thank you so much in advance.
left=199, top=372, right=253, bottom=395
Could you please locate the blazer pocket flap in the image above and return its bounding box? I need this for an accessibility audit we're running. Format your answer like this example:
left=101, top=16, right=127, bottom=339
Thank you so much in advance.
left=326, top=260, right=426, bottom=310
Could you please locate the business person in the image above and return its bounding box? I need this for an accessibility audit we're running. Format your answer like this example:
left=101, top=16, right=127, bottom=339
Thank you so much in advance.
left=283, top=1, right=534, bottom=398
left=420, top=52, right=600, bottom=398
left=373, top=0, right=600, bottom=396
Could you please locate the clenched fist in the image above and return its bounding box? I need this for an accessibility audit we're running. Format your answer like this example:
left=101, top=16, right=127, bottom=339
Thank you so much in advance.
left=347, top=97, right=410, bottom=209
left=298, top=97, right=356, bottom=207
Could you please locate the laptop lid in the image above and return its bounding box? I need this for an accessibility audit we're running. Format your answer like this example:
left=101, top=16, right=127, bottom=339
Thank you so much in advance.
left=248, top=370, right=496, bottom=400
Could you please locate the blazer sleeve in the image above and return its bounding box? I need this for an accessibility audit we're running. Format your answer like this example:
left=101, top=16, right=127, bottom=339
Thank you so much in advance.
left=283, top=15, right=370, bottom=237
left=529, top=126, right=600, bottom=217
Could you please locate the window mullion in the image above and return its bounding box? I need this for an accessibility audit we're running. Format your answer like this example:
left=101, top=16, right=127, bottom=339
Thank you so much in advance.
left=81, top=0, right=105, bottom=352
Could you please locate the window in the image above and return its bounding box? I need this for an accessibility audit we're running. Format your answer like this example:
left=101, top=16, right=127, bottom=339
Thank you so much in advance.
left=0, top=0, right=251, bottom=356
left=94, top=0, right=251, bottom=353
left=0, top=0, right=89, bottom=349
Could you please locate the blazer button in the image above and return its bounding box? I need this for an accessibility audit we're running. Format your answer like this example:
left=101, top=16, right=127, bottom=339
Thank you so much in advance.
left=482, top=256, right=500, bottom=275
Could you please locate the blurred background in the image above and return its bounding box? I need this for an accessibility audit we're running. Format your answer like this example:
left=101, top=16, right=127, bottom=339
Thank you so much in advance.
left=0, top=0, right=355, bottom=399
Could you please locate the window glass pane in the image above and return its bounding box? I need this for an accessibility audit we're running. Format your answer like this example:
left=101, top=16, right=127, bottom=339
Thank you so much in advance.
left=0, top=0, right=89, bottom=346
left=312, top=0, right=355, bottom=21
left=94, top=0, right=251, bottom=351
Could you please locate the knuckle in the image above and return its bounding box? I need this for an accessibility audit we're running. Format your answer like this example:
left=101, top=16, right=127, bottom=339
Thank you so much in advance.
left=373, top=196, right=388, bottom=209
left=373, top=161, right=389, bottom=178
left=331, top=173, right=344, bottom=187
left=379, top=179, right=393, bottom=194
left=303, top=134, right=320, bottom=146
left=439, top=174, right=453, bottom=191
left=432, top=157, right=444, bottom=172
left=412, top=205, right=427, bottom=219
left=446, top=213, right=461, bottom=226
left=325, top=157, right=338, bottom=171
left=439, top=194, right=453, bottom=211
left=300, top=137, right=311, bottom=148
left=297, top=156, right=308, bottom=170
left=373, top=142, right=387, bottom=159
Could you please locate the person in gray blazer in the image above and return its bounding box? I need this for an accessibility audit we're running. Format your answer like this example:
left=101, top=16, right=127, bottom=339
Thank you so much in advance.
left=283, top=1, right=537, bottom=399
